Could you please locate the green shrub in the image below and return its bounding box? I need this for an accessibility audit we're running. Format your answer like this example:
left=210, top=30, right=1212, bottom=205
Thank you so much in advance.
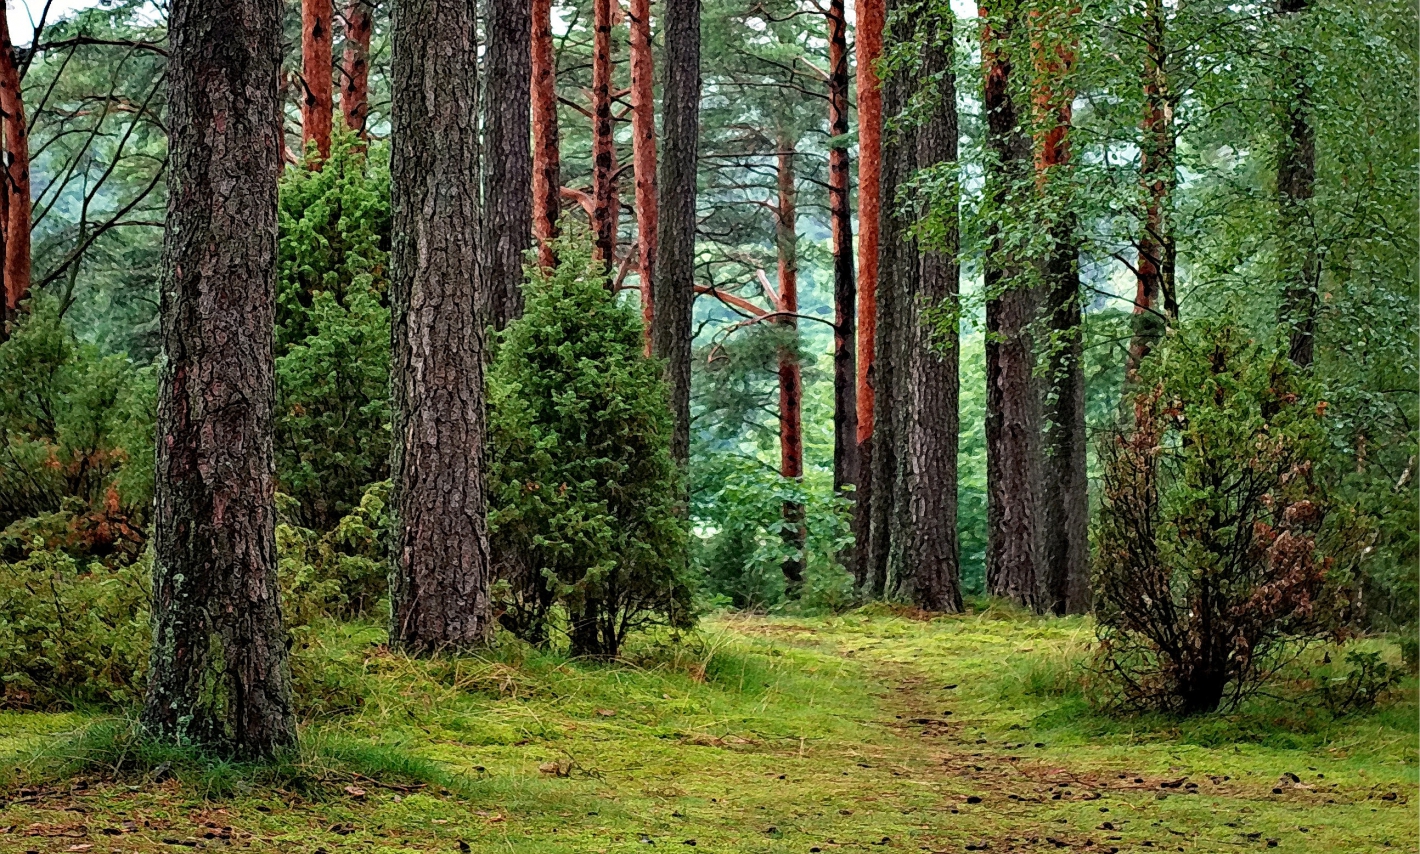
left=275, top=133, right=391, bottom=531
left=488, top=236, right=692, bottom=657
left=0, top=546, right=151, bottom=708
left=0, top=298, right=153, bottom=560
left=1315, top=649, right=1404, bottom=716
left=278, top=481, right=392, bottom=625
left=1093, top=321, right=1362, bottom=715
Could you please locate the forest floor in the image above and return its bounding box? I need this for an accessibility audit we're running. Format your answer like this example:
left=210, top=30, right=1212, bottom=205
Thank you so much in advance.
left=0, top=608, right=1415, bottom=853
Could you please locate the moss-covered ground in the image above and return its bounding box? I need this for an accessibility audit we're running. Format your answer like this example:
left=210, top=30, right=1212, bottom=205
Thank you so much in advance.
left=0, top=608, right=1414, bottom=853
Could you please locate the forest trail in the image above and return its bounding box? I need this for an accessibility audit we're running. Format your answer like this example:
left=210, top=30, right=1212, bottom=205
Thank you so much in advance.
left=0, top=612, right=1414, bottom=853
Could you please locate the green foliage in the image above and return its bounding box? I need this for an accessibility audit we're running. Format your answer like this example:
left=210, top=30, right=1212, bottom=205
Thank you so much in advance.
left=488, top=236, right=692, bottom=657
left=0, top=298, right=153, bottom=559
left=0, top=547, right=150, bottom=709
left=1093, top=320, right=1363, bottom=714
left=1315, top=650, right=1404, bottom=716
left=278, top=481, right=393, bottom=626
left=275, top=135, right=392, bottom=530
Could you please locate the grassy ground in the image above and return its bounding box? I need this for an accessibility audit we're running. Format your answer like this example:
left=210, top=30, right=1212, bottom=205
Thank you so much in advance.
left=0, top=608, right=1414, bottom=853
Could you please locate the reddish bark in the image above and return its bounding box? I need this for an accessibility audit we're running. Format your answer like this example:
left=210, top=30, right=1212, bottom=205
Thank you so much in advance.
left=0, top=5, right=30, bottom=313
left=590, top=0, right=617, bottom=271
left=301, top=0, right=334, bottom=163
left=776, top=135, right=806, bottom=589
left=340, top=0, right=372, bottom=137
left=1126, top=0, right=1175, bottom=378
left=629, top=0, right=658, bottom=350
left=531, top=0, right=561, bottom=269
left=852, top=0, right=884, bottom=590
left=827, top=0, right=857, bottom=503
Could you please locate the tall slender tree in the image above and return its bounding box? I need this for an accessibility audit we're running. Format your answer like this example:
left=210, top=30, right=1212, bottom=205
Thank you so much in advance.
left=902, top=11, right=963, bottom=612
left=774, top=131, right=806, bottom=589
left=1275, top=0, right=1318, bottom=368
left=142, top=0, right=296, bottom=758
left=981, top=0, right=1043, bottom=611
left=853, top=0, right=884, bottom=591
left=0, top=4, right=30, bottom=312
left=341, top=0, right=373, bottom=137
left=1031, top=1, right=1088, bottom=615
left=301, top=0, right=334, bottom=162
left=827, top=0, right=857, bottom=514
left=531, top=0, right=562, bottom=269
left=652, top=0, right=702, bottom=469
left=389, top=0, right=493, bottom=652
left=630, top=0, right=659, bottom=348
left=484, top=0, right=534, bottom=328
left=590, top=0, right=618, bottom=270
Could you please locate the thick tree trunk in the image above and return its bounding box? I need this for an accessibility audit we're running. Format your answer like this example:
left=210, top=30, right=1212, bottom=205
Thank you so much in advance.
left=981, top=0, right=1043, bottom=612
left=389, top=0, right=493, bottom=653
left=591, top=0, right=617, bottom=271
left=340, top=0, right=373, bottom=137
left=853, top=0, right=884, bottom=593
left=531, top=0, right=561, bottom=270
left=902, top=14, right=962, bottom=613
left=0, top=6, right=30, bottom=312
left=1275, top=0, right=1317, bottom=368
left=484, top=0, right=533, bottom=329
left=651, top=0, right=700, bottom=469
left=1032, top=5, right=1088, bottom=615
left=1125, top=0, right=1175, bottom=378
left=301, top=0, right=334, bottom=163
left=630, top=0, right=658, bottom=350
left=141, top=0, right=296, bottom=759
left=827, top=0, right=857, bottom=519
left=775, top=135, right=806, bottom=590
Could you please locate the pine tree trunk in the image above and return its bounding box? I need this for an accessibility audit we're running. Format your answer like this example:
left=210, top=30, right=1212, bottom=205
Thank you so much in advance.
left=141, top=0, right=296, bottom=759
left=591, top=0, right=617, bottom=271
left=1031, top=4, right=1088, bottom=615
left=827, top=0, right=858, bottom=519
left=484, top=0, right=533, bottom=329
left=853, top=0, right=885, bottom=593
left=776, top=135, right=806, bottom=590
left=301, top=0, right=334, bottom=162
left=340, top=0, right=373, bottom=137
left=868, top=0, right=917, bottom=601
left=389, top=0, right=493, bottom=653
left=903, top=14, right=962, bottom=613
left=630, top=0, right=658, bottom=350
left=531, top=0, right=561, bottom=270
left=0, top=6, right=30, bottom=312
left=651, top=0, right=700, bottom=470
left=1125, top=0, right=1175, bottom=378
left=982, top=0, right=1043, bottom=612
left=1275, top=0, right=1317, bottom=368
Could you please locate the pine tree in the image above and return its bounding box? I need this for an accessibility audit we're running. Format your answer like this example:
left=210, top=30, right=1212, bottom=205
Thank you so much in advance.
left=484, top=0, right=533, bottom=329
left=142, top=0, right=296, bottom=758
left=0, top=4, right=30, bottom=318
left=340, top=0, right=373, bottom=138
left=301, top=0, right=334, bottom=162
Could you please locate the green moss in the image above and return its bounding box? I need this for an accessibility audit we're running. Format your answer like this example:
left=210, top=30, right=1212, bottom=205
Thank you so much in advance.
left=0, top=611, right=1413, bottom=852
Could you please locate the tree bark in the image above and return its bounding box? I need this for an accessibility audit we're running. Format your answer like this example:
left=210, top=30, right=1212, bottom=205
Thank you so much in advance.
left=531, top=0, right=561, bottom=270
left=775, top=134, right=806, bottom=590
left=852, top=0, right=884, bottom=592
left=630, top=0, right=658, bottom=350
left=141, top=0, right=296, bottom=759
left=827, top=0, right=858, bottom=522
left=484, top=0, right=533, bottom=329
left=1275, top=0, right=1317, bottom=368
left=389, top=0, right=493, bottom=653
left=651, top=0, right=700, bottom=470
left=591, top=0, right=617, bottom=271
left=1031, top=4, right=1088, bottom=615
left=0, top=5, right=30, bottom=312
left=982, top=0, right=1043, bottom=612
left=903, top=14, right=962, bottom=613
left=340, top=0, right=373, bottom=137
left=1125, top=0, right=1175, bottom=379
left=301, top=0, right=334, bottom=163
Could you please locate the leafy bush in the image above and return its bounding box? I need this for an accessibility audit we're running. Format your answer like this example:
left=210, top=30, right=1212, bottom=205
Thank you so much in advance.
left=0, top=546, right=151, bottom=708
left=278, top=481, right=392, bottom=626
left=275, top=133, right=391, bottom=531
left=0, top=298, right=153, bottom=561
left=1315, top=649, right=1403, bottom=716
left=1092, top=321, right=1361, bottom=714
left=488, top=237, right=692, bottom=657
